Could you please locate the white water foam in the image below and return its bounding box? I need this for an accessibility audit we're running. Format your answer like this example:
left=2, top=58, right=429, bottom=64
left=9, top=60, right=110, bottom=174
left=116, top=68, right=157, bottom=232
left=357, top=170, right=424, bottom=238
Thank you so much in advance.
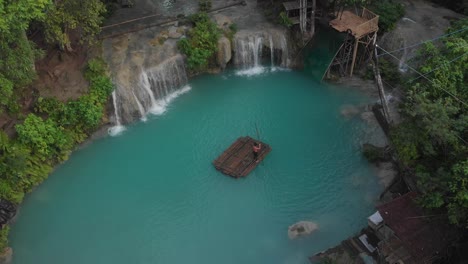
left=108, top=125, right=126, bottom=136
left=235, top=66, right=291, bottom=77
left=109, top=91, right=126, bottom=136
left=148, top=85, right=192, bottom=116
left=235, top=66, right=267, bottom=77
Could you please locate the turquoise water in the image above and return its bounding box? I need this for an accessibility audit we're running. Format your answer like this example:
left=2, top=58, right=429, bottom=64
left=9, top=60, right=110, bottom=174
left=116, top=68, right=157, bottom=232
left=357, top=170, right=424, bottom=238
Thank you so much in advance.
left=10, top=68, right=381, bottom=264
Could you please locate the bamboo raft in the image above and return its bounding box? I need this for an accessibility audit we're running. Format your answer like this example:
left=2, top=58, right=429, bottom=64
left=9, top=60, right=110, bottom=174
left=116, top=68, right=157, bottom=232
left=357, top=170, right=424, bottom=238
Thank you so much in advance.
left=213, top=136, right=271, bottom=178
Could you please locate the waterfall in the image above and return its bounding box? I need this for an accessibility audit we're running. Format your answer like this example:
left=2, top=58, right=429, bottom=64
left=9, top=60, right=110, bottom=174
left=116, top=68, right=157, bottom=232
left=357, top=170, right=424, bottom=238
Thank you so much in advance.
left=269, top=35, right=274, bottom=67
left=233, top=30, right=290, bottom=73
left=108, top=91, right=126, bottom=136
left=132, top=91, right=147, bottom=122
left=234, top=35, right=264, bottom=68
left=280, top=34, right=289, bottom=67
left=110, top=55, right=189, bottom=126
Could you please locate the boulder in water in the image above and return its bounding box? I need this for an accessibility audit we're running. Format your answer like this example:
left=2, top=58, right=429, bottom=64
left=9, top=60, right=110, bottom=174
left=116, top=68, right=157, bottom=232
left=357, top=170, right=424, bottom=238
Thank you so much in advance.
left=288, top=221, right=318, bottom=239
left=340, top=104, right=360, bottom=119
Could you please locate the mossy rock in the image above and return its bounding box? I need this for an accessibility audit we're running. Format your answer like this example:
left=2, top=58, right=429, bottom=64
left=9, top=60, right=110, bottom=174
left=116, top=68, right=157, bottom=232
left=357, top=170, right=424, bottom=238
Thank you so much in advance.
left=362, top=144, right=391, bottom=163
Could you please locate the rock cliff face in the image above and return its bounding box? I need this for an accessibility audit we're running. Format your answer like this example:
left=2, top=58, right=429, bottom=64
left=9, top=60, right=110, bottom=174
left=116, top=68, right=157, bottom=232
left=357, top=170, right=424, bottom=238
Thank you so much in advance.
left=0, top=200, right=16, bottom=227
left=378, top=0, right=464, bottom=72
left=103, top=28, right=189, bottom=125
left=103, top=0, right=294, bottom=126
left=217, top=36, right=232, bottom=69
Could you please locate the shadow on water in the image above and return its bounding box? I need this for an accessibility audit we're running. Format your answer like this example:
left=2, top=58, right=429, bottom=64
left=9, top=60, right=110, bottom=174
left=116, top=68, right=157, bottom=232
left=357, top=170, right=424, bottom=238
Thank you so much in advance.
left=302, top=27, right=345, bottom=80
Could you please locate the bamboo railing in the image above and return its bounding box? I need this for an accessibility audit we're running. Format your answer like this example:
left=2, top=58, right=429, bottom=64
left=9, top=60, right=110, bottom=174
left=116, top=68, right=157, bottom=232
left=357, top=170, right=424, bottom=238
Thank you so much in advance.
left=355, top=8, right=379, bottom=38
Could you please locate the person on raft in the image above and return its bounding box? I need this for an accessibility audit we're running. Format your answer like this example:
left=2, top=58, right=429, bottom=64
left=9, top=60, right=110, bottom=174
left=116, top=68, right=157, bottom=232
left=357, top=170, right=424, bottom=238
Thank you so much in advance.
left=253, top=142, right=261, bottom=163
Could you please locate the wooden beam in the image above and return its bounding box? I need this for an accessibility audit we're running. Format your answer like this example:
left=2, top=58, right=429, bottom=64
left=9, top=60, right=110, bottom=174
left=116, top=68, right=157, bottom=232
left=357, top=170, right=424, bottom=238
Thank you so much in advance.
left=350, top=38, right=359, bottom=76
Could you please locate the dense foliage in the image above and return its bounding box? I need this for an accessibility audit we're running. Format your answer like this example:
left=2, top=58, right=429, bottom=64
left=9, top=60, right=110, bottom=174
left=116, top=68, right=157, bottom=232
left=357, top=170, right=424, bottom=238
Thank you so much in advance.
left=0, top=58, right=113, bottom=249
left=391, top=19, right=468, bottom=227
left=0, top=0, right=50, bottom=112
left=369, top=0, right=405, bottom=33
left=43, top=0, right=106, bottom=51
left=0, top=0, right=107, bottom=112
left=177, top=13, right=220, bottom=71
left=278, top=12, right=293, bottom=28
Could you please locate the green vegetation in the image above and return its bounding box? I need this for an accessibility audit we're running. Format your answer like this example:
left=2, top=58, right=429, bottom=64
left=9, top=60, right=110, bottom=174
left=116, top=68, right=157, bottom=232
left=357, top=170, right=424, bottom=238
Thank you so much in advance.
left=0, top=4, right=109, bottom=251
left=369, top=0, right=405, bottom=33
left=0, top=58, right=113, bottom=250
left=224, top=23, right=237, bottom=43
left=0, top=0, right=107, bottom=113
left=378, top=57, right=401, bottom=87
left=0, top=0, right=50, bottom=112
left=390, top=19, right=468, bottom=227
left=278, top=12, right=293, bottom=28
left=43, top=0, right=106, bottom=51
left=0, top=226, right=9, bottom=251
left=177, top=13, right=220, bottom=71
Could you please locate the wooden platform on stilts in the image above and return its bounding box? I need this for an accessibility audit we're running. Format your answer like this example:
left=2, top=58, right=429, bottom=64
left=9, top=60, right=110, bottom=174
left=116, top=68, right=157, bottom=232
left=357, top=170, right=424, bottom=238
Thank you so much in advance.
left=213, top=136, right=271, bottom=178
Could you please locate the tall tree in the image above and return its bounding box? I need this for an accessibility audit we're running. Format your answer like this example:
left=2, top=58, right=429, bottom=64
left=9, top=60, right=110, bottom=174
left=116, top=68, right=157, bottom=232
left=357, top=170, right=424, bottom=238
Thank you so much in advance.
left=392, top=19, right=468, bottom=227
left=43, top=0, right=106, bottom=51
left=0, top=0, right=50, bottom=110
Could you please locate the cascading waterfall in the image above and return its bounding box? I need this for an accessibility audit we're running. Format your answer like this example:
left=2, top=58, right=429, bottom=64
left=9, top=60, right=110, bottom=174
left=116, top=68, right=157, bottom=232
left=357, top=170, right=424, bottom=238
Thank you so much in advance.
left=234, top=36, right=264, bottom=68
left=279, top=34, right=289, bottom=67
left=110, top=55, right=190, bottom=130
left=108, top=91, right=126, bottom=136
left=233, top=30, right=290, bottom=74
left=269, top=35, right=274, bottom=67
left=132, top=91, right=147, bottom=122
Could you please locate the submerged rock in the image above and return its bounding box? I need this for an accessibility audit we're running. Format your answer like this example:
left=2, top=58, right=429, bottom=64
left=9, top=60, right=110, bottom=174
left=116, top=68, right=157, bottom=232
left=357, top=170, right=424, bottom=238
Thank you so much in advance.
left=340, top=104, right=360, bottom=119
left=288, top=221, right=318, bottom=239
left=0, top=247, right=12, bottom=264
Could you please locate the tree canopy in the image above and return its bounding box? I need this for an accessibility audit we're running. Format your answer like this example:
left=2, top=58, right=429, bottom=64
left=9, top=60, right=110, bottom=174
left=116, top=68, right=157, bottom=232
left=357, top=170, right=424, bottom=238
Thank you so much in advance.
left=43, top=0, right=106, bottom=51
left=0, top=0, right=106, bottom=112
left=391, top=18, right=468, bottom=227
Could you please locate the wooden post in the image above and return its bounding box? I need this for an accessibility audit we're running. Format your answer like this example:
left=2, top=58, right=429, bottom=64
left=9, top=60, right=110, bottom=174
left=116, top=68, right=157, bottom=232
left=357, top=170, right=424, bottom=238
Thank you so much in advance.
left=310, top=0, right=316, bottom=36
left=299, top=0, right=307, bottom=35
left=373, top=48, right=391, bottom=123
left=349, top=37, right=359, bottom=76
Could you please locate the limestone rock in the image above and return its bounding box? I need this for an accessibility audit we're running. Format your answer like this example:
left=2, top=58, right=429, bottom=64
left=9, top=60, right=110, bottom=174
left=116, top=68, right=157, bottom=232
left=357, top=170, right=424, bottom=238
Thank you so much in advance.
left=376, top=162, right=398, bottom=188
left=217, top=36, right=232, bottom=69
left=288, top=221, right=318, bottom=239
left=0, top=247, right=12, bottom=264
left=168, top=26, right=182, bottom=39
left=213, top=14, right=232, bottom=30
left=340, top=104, right=360, bottom=119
